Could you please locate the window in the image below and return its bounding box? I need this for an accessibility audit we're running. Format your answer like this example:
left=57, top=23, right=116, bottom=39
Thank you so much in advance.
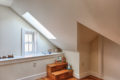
left=22, top=29, right=35, bottom=56
left=22, top=12, right=56, bottom=40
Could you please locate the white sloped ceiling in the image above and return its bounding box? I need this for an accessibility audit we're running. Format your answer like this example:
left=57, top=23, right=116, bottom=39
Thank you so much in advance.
left=0, top=0, right=13, bottom=6
left=11, top=0, right=120, bottom=51
left=77, top=0, right=120, bottom=46
left=11, top=0, right=78, bottom=51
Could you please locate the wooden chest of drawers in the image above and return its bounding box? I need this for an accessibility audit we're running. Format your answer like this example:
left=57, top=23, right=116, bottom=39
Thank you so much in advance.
left=36, top=62, right=77, bottom=80
left=47, top=62, right=67, bottom=78
left=51, top=69, right=73, bottom=80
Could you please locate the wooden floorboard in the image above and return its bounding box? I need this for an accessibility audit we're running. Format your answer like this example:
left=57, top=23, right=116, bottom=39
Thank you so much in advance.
left=36, top=75, right=103, bottom=80
left=80, top=75, right=103, bottom=80
left=37, top=77, right=77, bottom=80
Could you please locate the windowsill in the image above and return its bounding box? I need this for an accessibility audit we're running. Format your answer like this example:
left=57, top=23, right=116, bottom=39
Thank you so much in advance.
left=0, top=52, right=63, bottom=66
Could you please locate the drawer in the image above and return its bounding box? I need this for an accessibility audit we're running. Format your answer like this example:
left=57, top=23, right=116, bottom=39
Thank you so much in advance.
left=57, top=72, right=73, bottom=80
left=51, top=66, right=66, bottom=72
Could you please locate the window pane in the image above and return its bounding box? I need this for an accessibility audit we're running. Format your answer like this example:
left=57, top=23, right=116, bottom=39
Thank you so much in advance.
left=25, top=34, right=29, bottom=42
left=25, top=44, right=29, bottom=52
left=24, top=32, right=34, bottom=55
left=29, top=44, right=33, bottom=52
left=29, top=34, right=32, bottom=42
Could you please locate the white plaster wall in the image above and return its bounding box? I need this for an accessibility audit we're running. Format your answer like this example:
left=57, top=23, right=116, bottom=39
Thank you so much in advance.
left=79, top=44, right=90, bottom=78
left=77, top=23, right=98, bottom=78
left=90, top=37, right=99, bottom=73
left=0, top=6, right=56, bottom=56
left=90, top=37, right=99, bottom=77
left=63, top=50, right=80, bottom=79
left=0, top=57, right=56, bottom=80
left=103, top=38, right=120, bottom=80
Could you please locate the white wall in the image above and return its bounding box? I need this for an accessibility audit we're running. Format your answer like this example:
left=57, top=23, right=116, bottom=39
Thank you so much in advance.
left=0, top=56, right=59, bottom=80
left=77, top=23, right=98, bottom=78
left=89, top=37, right=101, bottom=78
left=90, top=37, right=98, bottom=73
left=0, top=5, right=59, bottom=80
left=103, top=38, right=120, bottom=80
left=0, top=6, right=56, bottom=56
left=63, top=50, right=80, bottom=79
left=79, top=44, right=90, bottom=78
left=90, top=36, right=120, bottom=80
left=77, top=34, right=120, bottom=80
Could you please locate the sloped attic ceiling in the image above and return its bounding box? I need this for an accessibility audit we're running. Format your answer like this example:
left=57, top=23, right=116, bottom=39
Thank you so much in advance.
left=0, top=0, right=13, bottom=6
left=11, top=0, right=78, bottom=51
left=77, top=0, right=120, bottom=45
left=77, top=23, right=98, bottom=44
left=11, top=0, right=120, bottom=51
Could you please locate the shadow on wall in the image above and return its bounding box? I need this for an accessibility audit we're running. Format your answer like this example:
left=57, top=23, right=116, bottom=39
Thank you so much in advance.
left=77, top=22, right=101, bottom=78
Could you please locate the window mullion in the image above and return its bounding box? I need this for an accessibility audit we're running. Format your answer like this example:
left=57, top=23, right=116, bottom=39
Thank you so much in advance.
left=28, top=34, right=30, bottom=53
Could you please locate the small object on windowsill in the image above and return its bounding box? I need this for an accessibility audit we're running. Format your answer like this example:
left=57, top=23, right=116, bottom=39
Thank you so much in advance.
left=48, top=49, right=52, bottom=54
left=8, top=54, right=14, bottom=58
left=48, top=49, right=52, bottom=52
left=54, top=49, right=58, bottom=52
left=48, top=51, right=52, bottom=54
left=62, top=56, right=66, bottom=63
left=67, top=64, right=72, bottom=70
left=57, top=56, right=62, bottom=61
left=2, top=56, right=7, bottom=59
left=48, top=48, right=60, bottom=53
left=55, top=56, right=63, bottom=64
left=55, top=48, right=62, bottom=52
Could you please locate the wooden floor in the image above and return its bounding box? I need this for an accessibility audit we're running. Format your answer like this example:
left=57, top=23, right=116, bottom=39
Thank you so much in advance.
left=37, top=77, right=77, bottom=80
left=37, top=76, right=103, bottom=80
left=80, top=76, right=103, bottom=80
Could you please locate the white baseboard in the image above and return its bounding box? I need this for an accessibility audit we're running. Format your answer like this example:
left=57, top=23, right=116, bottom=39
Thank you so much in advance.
left=80, top=71, right=103, bottom=79
left=16, top=72, right=46, bottom=80
left=74, top=73, right=80, bottom=79
left=80, top=72, right=89, bottom=79
left=80, top=71, right=117, bottom=80
left=89, top=72, right=118, bottom=80
left=89, top=71, right=102, bottom=79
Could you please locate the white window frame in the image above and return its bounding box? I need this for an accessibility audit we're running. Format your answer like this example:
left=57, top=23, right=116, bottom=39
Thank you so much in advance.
left=22, top=29, right=36, bottom=56
left=22, top=12, right=56, bottom=40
